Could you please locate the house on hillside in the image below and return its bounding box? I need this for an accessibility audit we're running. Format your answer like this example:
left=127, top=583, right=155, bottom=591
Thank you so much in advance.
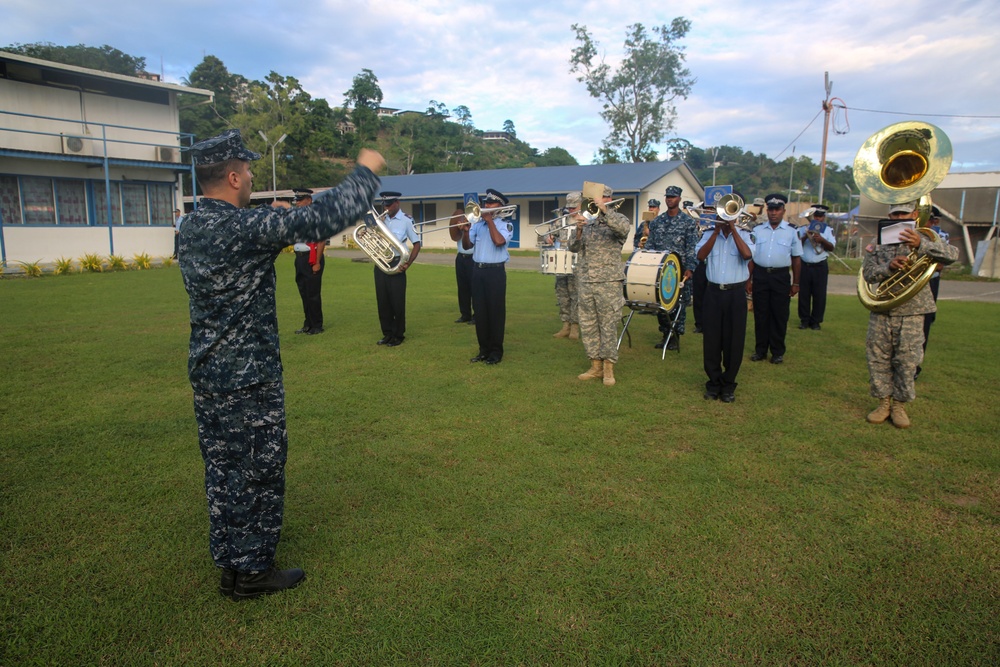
left=0, top=51, right=213, bottom=266
left=310, top=161, right=704, bottom=251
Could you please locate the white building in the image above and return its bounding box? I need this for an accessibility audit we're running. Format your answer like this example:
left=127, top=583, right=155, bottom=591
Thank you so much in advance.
left=0, top=51, right=213, bottom=265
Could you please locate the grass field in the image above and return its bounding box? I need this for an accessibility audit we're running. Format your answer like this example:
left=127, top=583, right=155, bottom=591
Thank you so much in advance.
left=2, top=256, right=998, bottom=666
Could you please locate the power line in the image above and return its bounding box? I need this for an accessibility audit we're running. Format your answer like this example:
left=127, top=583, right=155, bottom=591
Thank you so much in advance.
left=832, top=103, right=1000, bottom=120
left=773, top=108, right=822, bottom=161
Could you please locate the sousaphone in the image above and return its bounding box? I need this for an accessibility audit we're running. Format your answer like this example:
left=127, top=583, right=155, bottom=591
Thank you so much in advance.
left=853, top=121, right=952, bottom=312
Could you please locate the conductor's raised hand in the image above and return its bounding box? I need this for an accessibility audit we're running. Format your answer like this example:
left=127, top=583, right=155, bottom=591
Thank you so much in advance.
left=357, top=149, right=386, bottom=174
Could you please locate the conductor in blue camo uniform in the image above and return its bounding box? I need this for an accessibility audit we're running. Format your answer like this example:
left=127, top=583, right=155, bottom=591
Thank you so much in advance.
left=372, top=191, right=420, bottom=347
left=862, top=201, right=958, bottom=429
left=643, top=185, right=699, bottom=351
left=749, top=193, right=803, bottom=365
left=570, top=183, right=630, bottom=386
left=796, top=203, right=837, bottom=330
left=179, top=129, right=384, bottom=600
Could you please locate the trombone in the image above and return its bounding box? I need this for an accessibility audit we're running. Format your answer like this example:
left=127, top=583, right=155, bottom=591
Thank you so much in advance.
left=684, top=204, right=719, bottom=233
left=413, top=209, right=474, bottom=235
left=581, top=197, right=626, bottom=221
left=716, top=193, right=759, bottom=230
left=533, top=207, right=583, bottom=239
left=465, top=201, right=518, bottom=224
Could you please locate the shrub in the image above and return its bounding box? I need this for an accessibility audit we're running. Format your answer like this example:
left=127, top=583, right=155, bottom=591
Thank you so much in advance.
left=131, top=253, right=152, bottom=270
left=80, top=253, right=105, bottom=273
left=17, top=259, right=43, bottom=277
left=161, top=256, right=174, bottom=268
left=54, top=257, right=76, bottom=275
left=107, top=254, right=128, bottom=271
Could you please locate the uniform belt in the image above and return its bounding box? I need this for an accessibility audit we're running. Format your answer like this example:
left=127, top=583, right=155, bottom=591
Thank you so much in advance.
left=755, top=265, right=788, bottom=273
left=803, top=259, right=827, bottom=265
left=710, top=281, right=743, bottom=291
left=295, top=250, right=310, bottom=255
left=475, top=262, right=505, bottom=268
left=457, top=253, right=474, bottom=259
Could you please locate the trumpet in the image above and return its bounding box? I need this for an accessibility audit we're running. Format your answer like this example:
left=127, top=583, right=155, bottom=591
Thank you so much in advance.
left=716, top=193, right=759, bottom=230
left=352, top=208, right=412, bottom=275
left=465, top=202, right=518, bottom=224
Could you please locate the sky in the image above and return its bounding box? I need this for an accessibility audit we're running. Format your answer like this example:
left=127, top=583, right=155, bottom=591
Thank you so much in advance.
left=4, top=0, right=1000, bottom=181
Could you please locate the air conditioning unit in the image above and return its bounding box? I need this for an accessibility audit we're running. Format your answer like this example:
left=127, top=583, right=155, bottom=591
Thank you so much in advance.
left=156, top=146, right=179, bottom=163
left=61, top=134, right=91, bottom=155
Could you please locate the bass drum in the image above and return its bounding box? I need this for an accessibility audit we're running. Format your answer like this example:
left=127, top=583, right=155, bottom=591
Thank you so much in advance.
left=623, top=250, right=682, bottom=312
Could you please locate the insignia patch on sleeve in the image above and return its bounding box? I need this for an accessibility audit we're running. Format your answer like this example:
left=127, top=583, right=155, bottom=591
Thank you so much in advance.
left=865, top=243, right=875, bottom=253
left=507, top=223, right=513, bottom=232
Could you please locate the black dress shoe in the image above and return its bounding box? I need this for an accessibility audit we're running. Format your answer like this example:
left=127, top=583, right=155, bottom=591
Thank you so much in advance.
left=810, top=324, right=821, bottom=330
left=484, top=357, right=501, bottom=365
left=694, top=325, right=703, bottom=334
left=703, top=391, right=719, bottom=401
left=232, top=567, right=306, bottom=601
left=666, top=337, right=679, bottom=351
left=470, top=354, right=487, bottom=363
left=385, top=337, right=402, bottom=347
left=468, top=318, right=476, bottom=325
left=377, top=336, right=390, bottom=345
left=219, top=568, right=236, bottom=597
left=305, top=327, right=323, bottom=335
left=798, top=322, right=808, bottom=330
left=295, top=328, right=310, bottom=334
left=750, top=353, right=766, bottom=362
left=720, top=393, right=736, bottom=403
left=455, top=317, right=471, bottom=323
left=770, top=355, right=784, bottom=364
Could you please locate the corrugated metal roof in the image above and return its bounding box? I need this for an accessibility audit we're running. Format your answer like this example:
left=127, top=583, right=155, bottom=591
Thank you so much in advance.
left=379, top=160, right=695, bottom=199
left=940, top=171, right=1000, bottom=189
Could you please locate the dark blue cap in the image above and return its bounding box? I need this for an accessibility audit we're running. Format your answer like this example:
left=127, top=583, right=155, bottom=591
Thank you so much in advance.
left=189, top=129, right=261, bottom=166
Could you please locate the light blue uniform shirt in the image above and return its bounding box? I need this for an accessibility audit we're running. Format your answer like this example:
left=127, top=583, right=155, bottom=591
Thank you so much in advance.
left=468, top=215, right=513, bottom=264
left=798, top=222, right=836, bottom=263
left=457, top=239, right=474, bottom=255
left=696, top=228, right=753, bottom=284
left=385, top=209, right=419, bottom=259
left=752, top=220, right=803, bottom=268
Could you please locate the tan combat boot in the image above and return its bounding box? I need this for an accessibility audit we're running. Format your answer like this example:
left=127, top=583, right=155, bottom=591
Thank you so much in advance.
left=553, top=322, right=571, bottom=338
left=568, top=323, right=580, bottom=339
left=890, top=401, right=911, bottom=429
left=866, top=397, right=892, bottom=424
left=602, top=360, right=616, bottom=386
left=578, top=359, right=603, bottom=380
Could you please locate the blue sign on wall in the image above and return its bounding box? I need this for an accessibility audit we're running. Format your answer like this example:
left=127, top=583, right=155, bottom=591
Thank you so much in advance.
left=703, top=185, right=733, bottom=208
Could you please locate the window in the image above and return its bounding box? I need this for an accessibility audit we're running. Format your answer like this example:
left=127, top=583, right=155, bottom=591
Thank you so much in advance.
left=55, top=180, right=87, bottom=225
left=93, top=181, right=122, bottom=226
left=122, top=183, right=149, bottom=225
left=409, top=202, right=438, bottom=226
left=0, top=176, right=22, bottom=225
left=149, top=183, right=173, bottom=226
left=22, top=177, right=55, bottom=225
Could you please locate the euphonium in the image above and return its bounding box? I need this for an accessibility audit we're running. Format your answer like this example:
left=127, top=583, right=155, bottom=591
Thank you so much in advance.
left=353, top=208, right=411, bottom=275
left=853, top=121, right=952, bottom=312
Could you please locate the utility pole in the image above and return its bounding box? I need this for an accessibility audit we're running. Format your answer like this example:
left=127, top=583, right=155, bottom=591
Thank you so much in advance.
left=817, top=72, right=833, bottom=205
left=787, top=146, right=796, bottom=202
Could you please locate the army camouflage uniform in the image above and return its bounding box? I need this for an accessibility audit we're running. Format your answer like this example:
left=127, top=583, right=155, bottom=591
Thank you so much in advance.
left=644, top=209, right=699, bottom=335
left=569, top=210, right=630, bottom=362
left=180, top=166, right=379, bottom=574
left=862, top=235, right=958, bottom=403
left=553, top=224, right=578, bottom=324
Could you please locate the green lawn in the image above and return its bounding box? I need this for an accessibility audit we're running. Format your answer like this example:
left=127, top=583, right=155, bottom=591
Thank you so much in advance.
left=2, top=257, right=998, bottom=666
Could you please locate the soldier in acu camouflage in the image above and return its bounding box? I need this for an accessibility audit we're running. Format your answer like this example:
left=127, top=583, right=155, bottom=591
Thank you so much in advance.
left=643, top=185, right=699, bottom=350
left=569, top=184, right=630, bottom=385
left=179, top=128, right=384, bottom=599
left=862, top=201, right=958, bottom=429
left=550, top=191, right=581, bottom=339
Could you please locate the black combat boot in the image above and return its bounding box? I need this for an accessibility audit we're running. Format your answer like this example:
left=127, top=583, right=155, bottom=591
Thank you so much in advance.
left=231, top=567, right=306, bottom=601
left=219, top=568, right=236, bottom=597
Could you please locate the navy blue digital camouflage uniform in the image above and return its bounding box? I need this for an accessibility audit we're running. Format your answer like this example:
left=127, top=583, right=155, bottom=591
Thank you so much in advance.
left=643, top=209, right=699, bottom=335
left=180, top=133, right=379, bottom=574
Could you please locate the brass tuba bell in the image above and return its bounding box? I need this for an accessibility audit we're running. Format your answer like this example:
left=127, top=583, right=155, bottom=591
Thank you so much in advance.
left=853, top=121, right=953, bottom=312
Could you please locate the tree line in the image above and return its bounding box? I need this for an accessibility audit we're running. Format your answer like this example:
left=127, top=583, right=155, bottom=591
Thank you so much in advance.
left=4, top=40, right=858, bottom=207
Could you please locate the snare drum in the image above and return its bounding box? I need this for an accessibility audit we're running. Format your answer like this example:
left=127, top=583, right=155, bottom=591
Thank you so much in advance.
left=540, top=247, right=577, bottom=275
left=623, top=250, right=683, bottom=312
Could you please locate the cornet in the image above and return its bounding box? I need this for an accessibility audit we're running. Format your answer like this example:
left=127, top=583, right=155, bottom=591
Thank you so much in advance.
left=352, top=207, right=412, bottom=275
